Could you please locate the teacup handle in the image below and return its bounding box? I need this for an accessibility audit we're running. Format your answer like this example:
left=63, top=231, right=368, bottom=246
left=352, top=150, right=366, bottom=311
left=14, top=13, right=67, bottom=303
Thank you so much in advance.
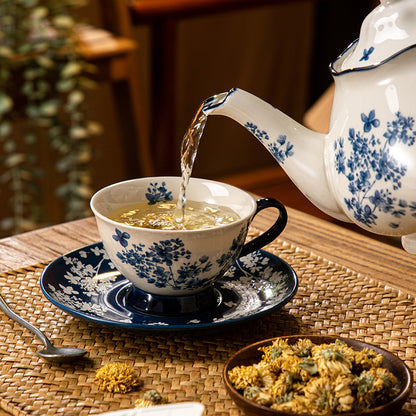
left=239, top=197, right=287, bottom=258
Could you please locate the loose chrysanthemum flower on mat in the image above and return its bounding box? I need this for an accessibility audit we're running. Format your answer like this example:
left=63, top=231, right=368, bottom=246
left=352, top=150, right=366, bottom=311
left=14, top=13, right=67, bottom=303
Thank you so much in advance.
left=94, top=362, right=142, bottom=393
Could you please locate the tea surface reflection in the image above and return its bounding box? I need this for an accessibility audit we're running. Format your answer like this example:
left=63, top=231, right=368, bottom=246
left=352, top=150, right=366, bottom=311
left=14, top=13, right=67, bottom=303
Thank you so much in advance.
left=108, top=200, right=240, bottom=230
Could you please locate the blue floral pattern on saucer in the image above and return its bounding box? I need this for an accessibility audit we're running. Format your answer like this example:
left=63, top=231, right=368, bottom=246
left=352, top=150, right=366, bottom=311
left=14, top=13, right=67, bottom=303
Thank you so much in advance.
left=334, top=110, right=416, bottom=229
left=40, top=242, right=298, bottom=331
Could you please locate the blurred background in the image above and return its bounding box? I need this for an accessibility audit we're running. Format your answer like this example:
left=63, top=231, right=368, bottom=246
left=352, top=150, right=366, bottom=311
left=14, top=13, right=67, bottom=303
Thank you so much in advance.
left=0, top=0, right=375, bottom=237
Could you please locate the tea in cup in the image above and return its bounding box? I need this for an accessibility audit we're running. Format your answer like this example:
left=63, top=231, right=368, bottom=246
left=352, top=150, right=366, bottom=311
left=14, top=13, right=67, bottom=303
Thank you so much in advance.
left=108, top=199, right=240, bottom=230
left=90, top=177, right=287, bottom=315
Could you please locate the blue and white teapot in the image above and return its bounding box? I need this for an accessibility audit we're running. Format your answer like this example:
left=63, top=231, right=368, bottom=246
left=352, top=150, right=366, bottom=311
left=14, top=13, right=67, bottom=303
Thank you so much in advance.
left=202, top=0, right=416, bottom=253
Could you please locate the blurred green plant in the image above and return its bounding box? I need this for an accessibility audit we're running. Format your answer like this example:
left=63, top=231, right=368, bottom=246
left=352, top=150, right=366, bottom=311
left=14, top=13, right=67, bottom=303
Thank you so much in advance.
left=0, top=0, right=101, bottom=236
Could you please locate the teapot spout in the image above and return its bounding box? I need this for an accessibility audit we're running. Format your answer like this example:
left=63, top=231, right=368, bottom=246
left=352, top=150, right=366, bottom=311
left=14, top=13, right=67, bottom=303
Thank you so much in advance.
left=203, top=88, right=348, bottom=221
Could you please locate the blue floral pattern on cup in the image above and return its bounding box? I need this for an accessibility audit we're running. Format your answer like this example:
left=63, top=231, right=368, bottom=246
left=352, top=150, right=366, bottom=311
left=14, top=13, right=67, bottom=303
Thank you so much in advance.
left=244, top=122, right=294, bottom=163
left=334, top=111, right=416, bottom=228
left=112, top=227, right=246, bottom=291
left=145, top=182, right=173, bottom=204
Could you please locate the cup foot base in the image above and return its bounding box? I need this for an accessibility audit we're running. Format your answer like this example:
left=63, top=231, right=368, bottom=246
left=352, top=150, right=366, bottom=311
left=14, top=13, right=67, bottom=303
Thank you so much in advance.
left=120, top=285, right=223, bottom=317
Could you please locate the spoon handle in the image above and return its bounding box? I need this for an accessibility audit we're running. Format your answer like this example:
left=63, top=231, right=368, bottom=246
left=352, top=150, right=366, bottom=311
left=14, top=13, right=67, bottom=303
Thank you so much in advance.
left=0, top=293, right=52, bottom=349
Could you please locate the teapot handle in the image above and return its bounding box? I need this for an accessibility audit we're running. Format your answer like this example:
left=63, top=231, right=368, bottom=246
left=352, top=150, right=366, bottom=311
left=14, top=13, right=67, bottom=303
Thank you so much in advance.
left=239, top=197, right=287, bottom=258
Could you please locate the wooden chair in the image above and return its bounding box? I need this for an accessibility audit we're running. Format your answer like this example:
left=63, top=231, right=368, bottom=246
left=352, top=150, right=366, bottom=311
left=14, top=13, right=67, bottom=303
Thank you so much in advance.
left=77, top=19, right=154, bottom=178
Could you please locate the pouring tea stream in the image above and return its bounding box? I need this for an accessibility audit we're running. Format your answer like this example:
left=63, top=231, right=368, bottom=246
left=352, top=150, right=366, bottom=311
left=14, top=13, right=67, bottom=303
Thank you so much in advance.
left=201, top=0, right=416, bottom=253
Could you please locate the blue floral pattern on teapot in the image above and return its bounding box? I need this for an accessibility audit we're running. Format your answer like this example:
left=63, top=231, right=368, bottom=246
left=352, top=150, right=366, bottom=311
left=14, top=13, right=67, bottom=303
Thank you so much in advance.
left=199, top=0, right=416, bottom=252
left=244, top=122, right=294, bottom=164
left=334, top=111, right=416, bottom=229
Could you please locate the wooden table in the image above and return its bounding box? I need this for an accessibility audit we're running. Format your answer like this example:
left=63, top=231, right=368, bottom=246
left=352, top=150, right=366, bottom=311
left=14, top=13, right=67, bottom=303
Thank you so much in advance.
left=1, top=207, right=416, bottom=297
left=1, top=208, right=416, bottom=415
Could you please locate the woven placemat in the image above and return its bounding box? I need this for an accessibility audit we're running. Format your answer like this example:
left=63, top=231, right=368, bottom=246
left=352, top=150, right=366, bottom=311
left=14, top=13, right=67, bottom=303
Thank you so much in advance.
left=0, top=232, right=415, bottom=416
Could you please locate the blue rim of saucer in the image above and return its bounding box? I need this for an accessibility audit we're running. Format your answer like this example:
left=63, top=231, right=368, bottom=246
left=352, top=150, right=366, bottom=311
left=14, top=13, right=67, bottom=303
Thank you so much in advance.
left=40, top=242, right=298, bottom=331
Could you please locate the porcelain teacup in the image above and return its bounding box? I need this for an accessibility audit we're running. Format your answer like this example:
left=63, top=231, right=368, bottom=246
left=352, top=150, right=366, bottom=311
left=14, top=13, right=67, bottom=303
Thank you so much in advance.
left=90, top=177, right=287, bottom=315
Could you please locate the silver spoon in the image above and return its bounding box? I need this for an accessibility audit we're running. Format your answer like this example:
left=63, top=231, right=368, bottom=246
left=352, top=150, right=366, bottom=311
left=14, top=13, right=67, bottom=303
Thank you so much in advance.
left=0, top=293, right=87, bottom=363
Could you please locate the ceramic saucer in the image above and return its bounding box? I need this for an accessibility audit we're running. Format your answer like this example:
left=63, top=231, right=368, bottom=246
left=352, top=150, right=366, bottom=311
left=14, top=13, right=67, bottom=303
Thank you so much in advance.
left=40, top=242, right=298, bottom=331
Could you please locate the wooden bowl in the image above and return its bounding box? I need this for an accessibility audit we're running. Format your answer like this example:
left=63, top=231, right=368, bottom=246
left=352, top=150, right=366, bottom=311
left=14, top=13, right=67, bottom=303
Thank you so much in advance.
left=223, top=335, right=412, bottom=416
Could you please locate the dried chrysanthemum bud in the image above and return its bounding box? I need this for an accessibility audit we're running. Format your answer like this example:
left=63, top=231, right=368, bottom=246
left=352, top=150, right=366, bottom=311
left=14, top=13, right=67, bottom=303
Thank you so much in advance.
left=272, top=393, right=305, bottom=413
left=94, top=362, right=142, bottom=393
left=260, top=338, right=291, bottom=363
left=312, top=345, right=352, bottom=377
left=334, top=375, right=354, bottom=413
left=354, top=348, right=384, bottom=371
left=254, top=361, right=275, bottom=388
left=144, top=389, right=167, bottom=404
left=228, top=365, right=260, bottom=390
left=136, top=390, right=168, bottom=408
left=254, top=390, right=273, bottom=406
left=271, top=371, right=293, bottom=398
left=303, top=376, right=338, bottom=414
left=292, top=338, right=313, bottom=357
left=244, top=385, right=261, bottom=400
left=355, top=367, right=399, bottom=409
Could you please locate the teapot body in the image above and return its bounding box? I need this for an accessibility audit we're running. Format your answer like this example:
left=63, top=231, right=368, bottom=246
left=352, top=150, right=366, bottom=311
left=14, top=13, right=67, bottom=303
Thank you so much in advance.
left=202, top=0, right=416, bottom=250
left=327, top=47, right=416, bottom=235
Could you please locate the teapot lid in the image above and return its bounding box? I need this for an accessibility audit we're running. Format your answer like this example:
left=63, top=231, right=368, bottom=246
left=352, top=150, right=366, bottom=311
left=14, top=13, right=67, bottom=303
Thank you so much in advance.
left=337, top=0, right=416, bottom=72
